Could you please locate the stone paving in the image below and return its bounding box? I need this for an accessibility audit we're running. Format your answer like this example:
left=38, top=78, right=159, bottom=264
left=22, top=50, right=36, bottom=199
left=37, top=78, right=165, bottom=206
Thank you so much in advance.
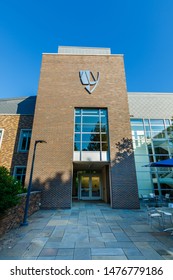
left=0, top=201, right=173, bottom=260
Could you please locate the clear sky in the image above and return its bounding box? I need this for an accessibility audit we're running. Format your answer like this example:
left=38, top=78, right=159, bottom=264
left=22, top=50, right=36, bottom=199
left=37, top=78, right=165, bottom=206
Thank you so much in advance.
left=0, top=0, right=173, bottom=98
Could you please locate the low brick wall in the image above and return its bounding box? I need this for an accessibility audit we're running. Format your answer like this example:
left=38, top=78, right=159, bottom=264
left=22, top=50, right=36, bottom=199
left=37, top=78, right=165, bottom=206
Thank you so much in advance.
left=0, top=191, right=41, bottom=236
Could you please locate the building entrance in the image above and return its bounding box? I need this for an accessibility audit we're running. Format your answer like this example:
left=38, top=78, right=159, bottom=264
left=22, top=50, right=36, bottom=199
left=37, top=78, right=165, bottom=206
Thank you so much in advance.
left=80, top=174, right=101, bottom=200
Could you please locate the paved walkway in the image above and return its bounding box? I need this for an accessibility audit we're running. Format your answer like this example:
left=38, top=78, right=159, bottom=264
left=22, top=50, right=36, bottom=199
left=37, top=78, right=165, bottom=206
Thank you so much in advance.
left=0, top=201, right=173, bottom=260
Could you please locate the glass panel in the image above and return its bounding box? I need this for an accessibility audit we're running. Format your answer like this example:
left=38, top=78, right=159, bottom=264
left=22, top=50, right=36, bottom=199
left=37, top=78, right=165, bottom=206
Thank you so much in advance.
left=130, top=119, right=143, bottom=125
left=102, top=143, right=108, bottom=151
left=74, top=108, right=109, bottom=161
left=75, top=134, right=80, bottom=141
left=144, top=119, right=149, bottom=125
left=27, top=137, right=31, bottom=150
left=92, top=176, right=100, bottom=197
left=81, top=176, right=89, bottom=197
left=83, top=116, right=100, bottom=124
left=75, top=116, right=81, bottom=123
left=82, top=109, right=99, bottom=115
left=82, top=133, right=100, bottom=142
left=82, top=124, right=100, bottom=132
left=74, top=142, right=80, bottom=151
left=154, top=147, right=169, bottom=155
left=75, top=108, right=81, bottom=115
left=101, top=124, right=107, bottom=132
left=147, top=144, right=153, bottom=154
left=150, top=119, right=164, bottom=125
left=151, top=126, right=164, bottom=131
left=165, top=119, right=170, bottom=127
left=21, top=138, right=27, bottom=150
left=152, top=131, right=166, bottom=139
left=101, top=134, right=108, bottom=141
left=83, top=142, right=100, bottom=151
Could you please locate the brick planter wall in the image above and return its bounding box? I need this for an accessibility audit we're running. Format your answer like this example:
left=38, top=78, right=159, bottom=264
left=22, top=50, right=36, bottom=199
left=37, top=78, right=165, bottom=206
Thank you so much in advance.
left=0, top=191, right=41, bottom=236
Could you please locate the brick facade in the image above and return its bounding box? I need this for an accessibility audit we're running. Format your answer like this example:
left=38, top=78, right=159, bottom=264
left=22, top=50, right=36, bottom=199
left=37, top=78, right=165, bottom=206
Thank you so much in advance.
left=25, top=51, right=139, bottom=209
left=0, top=115, right=34, bottom=174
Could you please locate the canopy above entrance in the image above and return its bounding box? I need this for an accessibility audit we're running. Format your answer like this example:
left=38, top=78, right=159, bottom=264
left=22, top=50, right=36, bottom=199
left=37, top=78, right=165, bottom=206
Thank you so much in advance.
left=73, top=161, right=110, bottom=171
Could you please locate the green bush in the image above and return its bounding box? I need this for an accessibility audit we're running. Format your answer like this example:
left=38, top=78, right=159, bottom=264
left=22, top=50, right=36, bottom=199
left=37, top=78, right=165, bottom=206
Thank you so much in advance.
left=0, top=166, right=23, bottom=213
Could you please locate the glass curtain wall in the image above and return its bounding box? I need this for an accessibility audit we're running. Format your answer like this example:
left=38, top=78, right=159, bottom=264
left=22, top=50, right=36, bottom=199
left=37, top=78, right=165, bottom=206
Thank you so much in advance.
left=74, top=108, right=109, bottom=161
left=131, top=118, right=173, bottom=197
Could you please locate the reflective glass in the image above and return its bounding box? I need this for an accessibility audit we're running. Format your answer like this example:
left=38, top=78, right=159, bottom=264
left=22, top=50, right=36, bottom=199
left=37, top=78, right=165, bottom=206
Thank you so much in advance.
left=154, top=146, right=169, bottom=155
left=152, top=131, right=165, bottom=138
left=75, top=134, right=80, bottom=141
left=101, top=134, right=108, bottom=141
left=75, top=108, right=81, bottom=115
left=74, top=108, right=109, bottom=160
left=83, top=116, right=100, bottom=124
left=144, top=119, right=149, bottom=125
left=74, top=142, right=80, bottom=151
left=82, top=133, right=99, bottom=142
left=82, top=124, right=100, bottom=132
left=102, top=143, right=108, bottom=151
left=75, top=124, right=81, bottom=132
left=150, top=125, right=164, bottom=131
left=82, top=142, right=100, bottom=151
left=101, top=124, right=107, bottom=132
left=165, top=119, right=170, bottom=126
left=82, top=109, right=99, bottom=115
left=150, top=119, right=164, bottom=125
left=75, top=116, right=81, bottom=123
left=130, top=119, right=143, bottom=125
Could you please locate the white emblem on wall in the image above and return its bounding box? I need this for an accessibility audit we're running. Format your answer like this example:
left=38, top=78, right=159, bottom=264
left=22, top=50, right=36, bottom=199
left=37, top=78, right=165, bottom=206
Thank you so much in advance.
left=79, top=70, right=100, bottom=94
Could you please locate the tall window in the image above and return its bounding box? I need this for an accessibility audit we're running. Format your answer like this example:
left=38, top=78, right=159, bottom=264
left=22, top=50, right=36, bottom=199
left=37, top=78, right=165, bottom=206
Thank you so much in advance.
left=74, top=108, right=109, bottom=161
left=13, top=166, right=26, bottom=186
left=0, top=129, right=3, bottom=148
left=18, top=129, right=31, bottom=152
left=130, top=118, right=173, bottom=197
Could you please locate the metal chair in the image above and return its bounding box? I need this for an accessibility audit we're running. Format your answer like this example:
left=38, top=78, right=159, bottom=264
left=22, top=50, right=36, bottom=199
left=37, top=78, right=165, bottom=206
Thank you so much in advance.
left=146, top=205, right=163, bottom=227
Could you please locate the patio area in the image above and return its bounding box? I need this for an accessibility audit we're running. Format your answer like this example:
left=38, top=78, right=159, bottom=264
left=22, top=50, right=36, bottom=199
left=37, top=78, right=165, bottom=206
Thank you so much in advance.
left=0, top=201, right=173, bottom=260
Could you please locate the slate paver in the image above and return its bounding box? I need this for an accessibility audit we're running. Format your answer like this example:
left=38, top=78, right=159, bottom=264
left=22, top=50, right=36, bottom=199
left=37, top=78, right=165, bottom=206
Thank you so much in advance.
left=0, top=201, right=173, bottom=260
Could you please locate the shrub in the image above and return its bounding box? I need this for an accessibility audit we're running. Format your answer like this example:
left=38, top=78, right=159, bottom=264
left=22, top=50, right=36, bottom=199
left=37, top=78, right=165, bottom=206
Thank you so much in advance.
left=0, top=166, right=23, bottom=213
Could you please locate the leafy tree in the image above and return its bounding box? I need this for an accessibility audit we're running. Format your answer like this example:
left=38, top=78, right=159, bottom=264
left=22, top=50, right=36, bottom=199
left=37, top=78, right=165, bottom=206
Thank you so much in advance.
left=0, top=166, right=22, bottom=213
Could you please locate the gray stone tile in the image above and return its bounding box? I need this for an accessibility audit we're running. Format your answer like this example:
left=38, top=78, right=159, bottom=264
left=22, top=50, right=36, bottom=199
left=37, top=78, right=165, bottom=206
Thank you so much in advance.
left=57, top=249, right=74, bottom=256
left=39, top=248, right=58, bottom=256
left=74, top=248, right=91, bottom=260
left=101, top=233, right=116, bottom=240
left=44, top=241, right=75, bottom=248
left=123, top=247, right=143, bottom=257
left=105, top=241, right=136, bottom=248
left=75, top=241, right=105, bottom=248
left=91, top=248, right=125, bottom=256
left=55, top=256, right=74, bottom=260
left=92, top=255, right=128, bottom=260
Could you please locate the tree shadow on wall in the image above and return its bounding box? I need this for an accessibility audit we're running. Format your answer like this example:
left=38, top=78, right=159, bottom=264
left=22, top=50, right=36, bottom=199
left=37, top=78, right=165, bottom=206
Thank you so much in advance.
left=111, top=137, right=140, bottom=209
left=31, top=170, right=72, bottom=209
left=113, top=137, right=133, bottom=164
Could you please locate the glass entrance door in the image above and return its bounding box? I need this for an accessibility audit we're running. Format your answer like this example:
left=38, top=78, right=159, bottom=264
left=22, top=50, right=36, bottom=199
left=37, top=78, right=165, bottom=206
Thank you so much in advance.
left=80, top=174, right=101, bottom=200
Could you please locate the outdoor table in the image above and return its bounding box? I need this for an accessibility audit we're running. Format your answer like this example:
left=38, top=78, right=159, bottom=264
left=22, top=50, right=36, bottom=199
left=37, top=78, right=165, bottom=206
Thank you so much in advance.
left=157, top=207, right=173, bottom=235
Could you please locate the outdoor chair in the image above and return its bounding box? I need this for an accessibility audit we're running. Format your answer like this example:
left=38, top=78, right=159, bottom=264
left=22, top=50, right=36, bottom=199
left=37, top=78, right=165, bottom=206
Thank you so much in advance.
left=162, top=211, right=173, bottom=227
left=163, top=193, right=170, bottom=202
left=141, top=194, right=149, bottom=203
left=146, top=205, right=163, bottom=227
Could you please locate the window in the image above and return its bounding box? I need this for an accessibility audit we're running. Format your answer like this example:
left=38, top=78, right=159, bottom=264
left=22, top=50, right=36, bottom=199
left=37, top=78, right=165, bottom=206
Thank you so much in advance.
left=130, top=118, right=173, bottom=197
left=18, top=129, right=31, bottom=152
left=74, top=108, right=109, bottom=161
left=0, top=129, right=4, bottom=148
left=13, top=166, right=26, bottom=186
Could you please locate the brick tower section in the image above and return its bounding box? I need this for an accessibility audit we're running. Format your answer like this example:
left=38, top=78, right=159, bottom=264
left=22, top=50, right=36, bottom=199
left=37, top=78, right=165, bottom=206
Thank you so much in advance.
left=25, top=51, right=139, bottom=209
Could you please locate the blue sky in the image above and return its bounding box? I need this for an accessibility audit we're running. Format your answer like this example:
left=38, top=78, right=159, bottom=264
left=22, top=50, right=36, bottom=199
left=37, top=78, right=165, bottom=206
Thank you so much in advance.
left=0, top=0, right=173, bottom=98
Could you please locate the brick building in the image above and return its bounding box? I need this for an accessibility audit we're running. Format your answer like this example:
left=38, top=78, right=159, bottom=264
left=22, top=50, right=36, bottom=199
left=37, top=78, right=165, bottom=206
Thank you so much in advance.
left=1, top=46, right=173, bottom=209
